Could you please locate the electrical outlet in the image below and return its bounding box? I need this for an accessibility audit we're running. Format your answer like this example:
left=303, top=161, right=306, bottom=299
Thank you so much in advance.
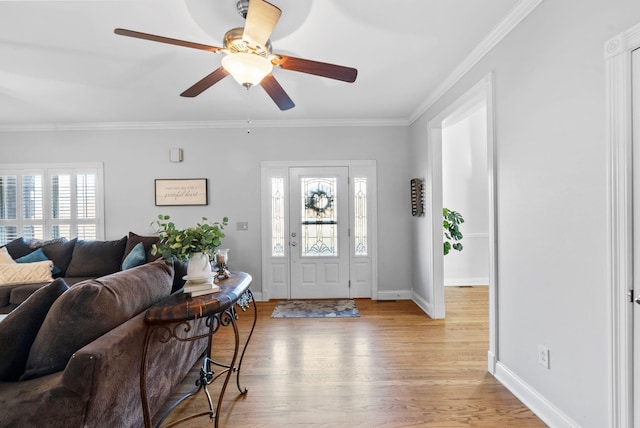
left=538, top=345, right=550, bottom=369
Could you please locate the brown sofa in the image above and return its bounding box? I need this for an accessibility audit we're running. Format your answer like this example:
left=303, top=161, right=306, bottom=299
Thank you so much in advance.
left=0, top=259, right=207, bottom=427
left=0, top=233, right=185, bottom=314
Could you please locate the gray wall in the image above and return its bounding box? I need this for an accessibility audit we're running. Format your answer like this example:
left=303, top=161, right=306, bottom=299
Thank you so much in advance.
left=0, top=125, right=412, bottom=299
left=410, top=0, right=640, bottom=426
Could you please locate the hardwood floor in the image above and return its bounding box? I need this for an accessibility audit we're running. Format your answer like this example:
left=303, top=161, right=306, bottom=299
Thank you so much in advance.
left=161, top=286, right=546, bottom=427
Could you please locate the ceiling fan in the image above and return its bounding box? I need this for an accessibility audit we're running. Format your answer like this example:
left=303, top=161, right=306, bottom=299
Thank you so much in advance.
left=114, top=0, right=357, bottom=111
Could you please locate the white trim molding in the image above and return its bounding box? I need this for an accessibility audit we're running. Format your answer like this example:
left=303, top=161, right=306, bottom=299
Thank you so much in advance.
left=495, top=363, right=580, bottom=428
left=605, top=21, right=640, bottom=428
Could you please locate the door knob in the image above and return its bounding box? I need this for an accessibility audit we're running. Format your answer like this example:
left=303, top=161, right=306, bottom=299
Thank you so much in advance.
left=636, top=296, right=640, bottom=305
left=291, top=242, right=297, bottom=246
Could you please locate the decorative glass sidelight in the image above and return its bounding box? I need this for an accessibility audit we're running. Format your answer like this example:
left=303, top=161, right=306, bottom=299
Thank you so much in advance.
left=354, top=177, right=368, bottom=256
left=271, top=178, right=285, bottom=257
left=300, top=177, right=338, bottom=257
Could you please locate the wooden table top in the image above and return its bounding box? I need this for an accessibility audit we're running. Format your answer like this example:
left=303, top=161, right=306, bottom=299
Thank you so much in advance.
left=145, top=272, right=252, bottom=324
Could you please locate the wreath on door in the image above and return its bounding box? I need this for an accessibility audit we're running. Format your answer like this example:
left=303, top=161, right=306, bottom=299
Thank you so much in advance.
left=306, top=189, right=333, bottom=214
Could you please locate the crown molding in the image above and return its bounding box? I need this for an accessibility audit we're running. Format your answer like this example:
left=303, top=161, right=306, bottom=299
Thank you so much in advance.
left=408, top=0, right=544, bottom=124
left=0, top=0, right=540, bottom=133
left=0, top=117, right=410, bottom=133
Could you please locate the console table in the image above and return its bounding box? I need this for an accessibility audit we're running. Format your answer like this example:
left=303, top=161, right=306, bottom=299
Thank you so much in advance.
left=140, top=271, right=256, bottom=428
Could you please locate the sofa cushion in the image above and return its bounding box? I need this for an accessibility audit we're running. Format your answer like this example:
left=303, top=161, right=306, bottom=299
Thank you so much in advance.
left=40, top=238, right=77, bottom=278
left=123, top=232, right=161, bottom=264
left=65, top=237, right=127, bottom=278
left=122, top=242, right=146, bottom=270
left=0, top=261, right=53, bottom=286
left=16, top=248, right=62, bottom=276
left=3, top=238, right=33, bottom=259
left=0, top=246, right=16, bottom=264
left=0, top=278, right=69, bottom=381
left=20, top=259, right=174, bottom=380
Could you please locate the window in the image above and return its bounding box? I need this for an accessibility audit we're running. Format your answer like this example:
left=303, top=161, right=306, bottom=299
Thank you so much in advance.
left=271, top=177, right=285, bottom=257
left=0, top=164, right=103, bottom=245
left=353, top=177, right=368, bottom=256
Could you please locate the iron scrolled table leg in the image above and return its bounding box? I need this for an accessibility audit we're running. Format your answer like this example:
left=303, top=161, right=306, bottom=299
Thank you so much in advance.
left=234, top=289, right=257, bottom=394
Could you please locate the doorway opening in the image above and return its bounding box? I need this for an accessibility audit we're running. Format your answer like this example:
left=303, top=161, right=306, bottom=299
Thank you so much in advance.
left=427, top=74, right=498, bottom=373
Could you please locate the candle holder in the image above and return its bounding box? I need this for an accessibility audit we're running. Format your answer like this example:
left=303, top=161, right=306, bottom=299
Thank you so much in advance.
left=214, top=248, right=230, bottom=280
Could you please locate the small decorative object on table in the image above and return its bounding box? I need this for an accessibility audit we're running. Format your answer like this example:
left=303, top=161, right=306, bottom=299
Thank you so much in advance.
left=214, top=248, right=230, bottom=280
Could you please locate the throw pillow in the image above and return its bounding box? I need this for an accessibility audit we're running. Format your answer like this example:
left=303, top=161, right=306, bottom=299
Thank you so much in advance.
left=40, top=237, right=77, bottom=278
left=121, top=242, right=146, bottom=270
left=15, top=248, right=62, bottom=276
left=3, top=237, right=33, bottom=259
left=0, top=278, right=69, bottom=381
left=65, top=236, right=127, bottom=277
left=122, top=232, right=161, bottom=263
left=20, top=260, right=174, bottom=380
left=0, top=261, right=54, bottom=286
left=0, top=247, right=16, bottom=264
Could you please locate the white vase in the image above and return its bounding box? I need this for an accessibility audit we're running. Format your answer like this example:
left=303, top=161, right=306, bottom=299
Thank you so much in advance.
left=186, top=252, right=212, bottom=280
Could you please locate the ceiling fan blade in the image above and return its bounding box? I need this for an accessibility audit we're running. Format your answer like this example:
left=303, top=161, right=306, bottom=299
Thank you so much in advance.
left=260, top=74, right=295, bottom=110
left=243, top=0, right=282, bottom=48
left=272, top=55, right=357, bottom=83
left=114, top=28, right=222, bottom=53
left=180, top=67, right=229, bottom=97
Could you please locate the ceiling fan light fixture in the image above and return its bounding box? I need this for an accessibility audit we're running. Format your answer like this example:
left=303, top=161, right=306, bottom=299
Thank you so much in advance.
left=222, top=52, right=273, bottom=87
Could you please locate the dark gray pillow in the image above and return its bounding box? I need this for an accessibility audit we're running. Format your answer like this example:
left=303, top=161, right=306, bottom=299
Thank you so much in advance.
left=65, top=237, right=127, bottom=278
left=0, top=278, right=69, bottom=381
left=3, top=237, right=33, bottom=259
left=20, top=260, right=174, bottom=380
left=41, top=238, right=77, bottom=278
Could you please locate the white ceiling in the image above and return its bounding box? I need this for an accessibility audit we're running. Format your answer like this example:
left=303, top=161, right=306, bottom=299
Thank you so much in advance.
left=0, top=0, right=524, bottom=129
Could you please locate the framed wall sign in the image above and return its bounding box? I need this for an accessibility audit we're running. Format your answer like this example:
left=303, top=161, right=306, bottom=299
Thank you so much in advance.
left=155, top=178, right=208, bottom=206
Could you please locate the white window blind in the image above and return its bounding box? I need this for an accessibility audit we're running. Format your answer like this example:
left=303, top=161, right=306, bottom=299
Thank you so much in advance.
left=0, top=164, right=104, bottom=245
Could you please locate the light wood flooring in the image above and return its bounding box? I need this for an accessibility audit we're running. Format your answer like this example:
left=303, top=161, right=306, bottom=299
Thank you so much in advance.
left=160, top=286, right=546, bottom=427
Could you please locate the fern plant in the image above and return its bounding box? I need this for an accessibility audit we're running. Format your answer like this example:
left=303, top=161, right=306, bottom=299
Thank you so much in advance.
left=443, top=208, right=464, bottom=255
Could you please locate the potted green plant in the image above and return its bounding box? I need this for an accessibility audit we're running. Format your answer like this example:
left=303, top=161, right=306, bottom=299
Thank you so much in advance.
left=443, top=207, right=464, bottom=255
left=151, top=214, right=229, bottom=263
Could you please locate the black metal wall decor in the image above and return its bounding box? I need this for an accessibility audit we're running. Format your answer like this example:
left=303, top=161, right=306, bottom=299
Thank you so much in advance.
left=411, top=178, right=424, bottom=217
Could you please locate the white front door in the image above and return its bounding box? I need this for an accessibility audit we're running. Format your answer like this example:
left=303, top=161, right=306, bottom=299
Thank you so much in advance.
left=288, top=166, right=350, bottom=298
left=632, top=46, right=640, bottom=426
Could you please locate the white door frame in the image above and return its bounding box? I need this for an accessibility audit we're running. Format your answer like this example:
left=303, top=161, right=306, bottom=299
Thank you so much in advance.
left=427, top=74, right=499, bottom=373
left=605, top=24, right=640, bottom=428
left=606, top=22, right=640, bottom=428
left=260, top=160, right=378, bottom=301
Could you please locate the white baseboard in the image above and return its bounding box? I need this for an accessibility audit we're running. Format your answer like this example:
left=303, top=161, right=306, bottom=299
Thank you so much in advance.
left=487, top=350, right=496, bottom=374
left=494, top=362, right=580, bottom=428
left=444, top=277, right=489, bottom=286
left=251, top=291, right=264, bottom=301
left=410, top=290, right=437, bottom=318
left=376, top=290, right=413, bottom=300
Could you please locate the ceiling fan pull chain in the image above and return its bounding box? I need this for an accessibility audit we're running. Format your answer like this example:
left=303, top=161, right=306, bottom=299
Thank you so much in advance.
left=246, top=86, right=252, bottom=134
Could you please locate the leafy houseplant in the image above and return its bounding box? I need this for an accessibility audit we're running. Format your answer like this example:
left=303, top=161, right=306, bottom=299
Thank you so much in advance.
left=151, top=214, right=229, bottom=263
left=443, top=208, right=464, bottom=256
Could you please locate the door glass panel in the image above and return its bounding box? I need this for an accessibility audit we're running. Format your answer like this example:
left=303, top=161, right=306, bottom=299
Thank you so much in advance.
left=271, top=177, right=285, bottom=257
left=300, top=177, right=338, bottom=257
left=354, top=177, right=368, bottom=256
